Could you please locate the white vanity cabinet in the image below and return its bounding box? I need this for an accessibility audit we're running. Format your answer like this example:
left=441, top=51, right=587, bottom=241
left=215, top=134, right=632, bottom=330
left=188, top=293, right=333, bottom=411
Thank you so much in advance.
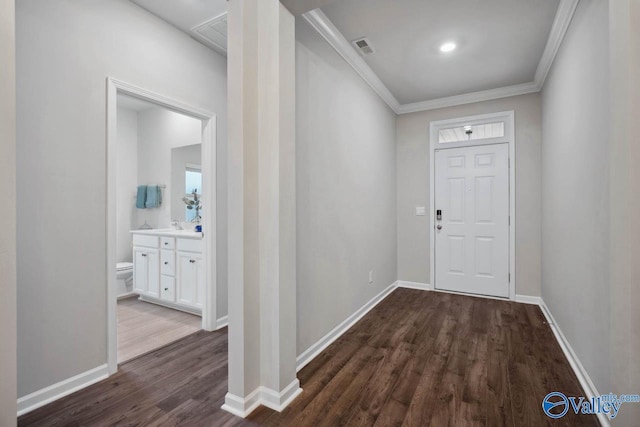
left=131, top=230, right=204, bottom=315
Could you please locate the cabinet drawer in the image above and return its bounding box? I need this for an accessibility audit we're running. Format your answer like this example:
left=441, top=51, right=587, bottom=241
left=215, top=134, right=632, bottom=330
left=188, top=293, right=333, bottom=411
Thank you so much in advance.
left=161, top=275, right=175, bottom=302
left=161, top=250, right=175, bottom=276
left=160, top=237, right=175, bottom=250
left=132, top=235, right=159, bottom=248
left=177, top=238, right=203, bottom=253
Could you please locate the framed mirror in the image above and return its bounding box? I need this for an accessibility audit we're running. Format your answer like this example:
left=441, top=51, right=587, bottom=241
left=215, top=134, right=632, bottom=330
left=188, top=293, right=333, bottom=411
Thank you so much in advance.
left=171, top=143, right=202, bottom=223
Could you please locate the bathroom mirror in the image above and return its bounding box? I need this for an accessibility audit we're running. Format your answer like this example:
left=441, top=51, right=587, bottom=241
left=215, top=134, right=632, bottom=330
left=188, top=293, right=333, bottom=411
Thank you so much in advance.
left=171, top=143, right=202, bottom=223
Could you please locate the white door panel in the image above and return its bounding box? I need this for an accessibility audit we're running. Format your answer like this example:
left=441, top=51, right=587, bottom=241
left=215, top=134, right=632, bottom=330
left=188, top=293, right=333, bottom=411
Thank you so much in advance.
left=133, top=248, right=148, bottom=294
left=435, top=144, right=509, bottom=298
left=177, top=252, right=203, bottom=309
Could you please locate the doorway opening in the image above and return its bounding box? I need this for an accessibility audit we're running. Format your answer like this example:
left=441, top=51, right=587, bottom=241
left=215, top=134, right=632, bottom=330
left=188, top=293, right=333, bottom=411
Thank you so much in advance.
left=106, top=78, right=218, bottom=373
left=429, top=111, right=515, bottom=299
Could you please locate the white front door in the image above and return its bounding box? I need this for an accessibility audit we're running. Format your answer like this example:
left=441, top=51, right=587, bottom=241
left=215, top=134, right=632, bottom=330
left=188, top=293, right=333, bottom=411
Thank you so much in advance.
left=434, top=143, right=510, bottom=298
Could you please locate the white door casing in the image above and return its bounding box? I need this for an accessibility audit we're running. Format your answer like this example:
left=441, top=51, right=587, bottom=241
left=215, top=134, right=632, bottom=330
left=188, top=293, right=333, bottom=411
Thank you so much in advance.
left=106, top=78, right=217, bottom=375
left=429, top=110, right=515, bottom=300
left=434, top=144, right=510, bottom=298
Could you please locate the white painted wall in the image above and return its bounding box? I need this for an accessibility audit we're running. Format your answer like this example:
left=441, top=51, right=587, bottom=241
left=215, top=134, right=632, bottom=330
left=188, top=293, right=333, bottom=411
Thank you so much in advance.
left=116, top=108, right=139, bottom=263
left=541, top=0, right=610, bottom=394
left=0, top=0, right=17, bottom=423
left=609, top=1, right=640, bottom=424
left=295, top=17, right=398, bottom=355
left=136, top=108, right=202, bottom=230
left=16, top=0, right=227, bottom=398
left=396, top=93, right=542, bottom=297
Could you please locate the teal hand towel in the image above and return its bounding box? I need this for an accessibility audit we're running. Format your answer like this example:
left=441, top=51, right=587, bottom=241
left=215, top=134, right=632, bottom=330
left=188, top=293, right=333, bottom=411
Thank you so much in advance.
left=145, top=185, right=161, bottom=208
left=136, top=185, right=147, bottom=209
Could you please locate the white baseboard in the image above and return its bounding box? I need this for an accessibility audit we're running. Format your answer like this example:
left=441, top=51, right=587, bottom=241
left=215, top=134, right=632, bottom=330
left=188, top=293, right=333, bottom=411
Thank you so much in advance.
left=396, top=280, right=432, bottom=291
left=260, top=379, right=303, bottom=412
left=116, top=292, right=138, bottom=301
left=216, top=315, right=229, bottom=330
left=515, top=294, right=542, bottom=305
left=538, top=299, right=609, bottom=427
left=403, top=282, right=512, bottom=303
left=296, top=282, right=397, bottom=372
left=17, top=364, right=109, bottom=416
left=399, top=283, right=543, bottom=307
left=222, top=388, right=262, bottom=418
left=221, top=379, right=303, bottom=418
left=138, top=295, right=201, bottom=316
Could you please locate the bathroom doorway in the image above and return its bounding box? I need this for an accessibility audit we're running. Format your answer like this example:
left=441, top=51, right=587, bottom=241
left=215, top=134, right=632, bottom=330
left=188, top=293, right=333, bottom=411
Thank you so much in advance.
left=106, top=78, right=219, bottom=373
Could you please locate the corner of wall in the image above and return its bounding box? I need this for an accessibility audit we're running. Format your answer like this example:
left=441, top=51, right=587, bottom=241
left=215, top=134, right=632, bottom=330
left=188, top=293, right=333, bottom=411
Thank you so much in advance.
left=0, top=0, right=17, bottom=423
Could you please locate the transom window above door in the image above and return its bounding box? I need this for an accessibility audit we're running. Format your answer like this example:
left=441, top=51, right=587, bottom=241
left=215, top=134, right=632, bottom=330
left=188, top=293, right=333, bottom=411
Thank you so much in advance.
left=438, top=121, right=505, bottom=143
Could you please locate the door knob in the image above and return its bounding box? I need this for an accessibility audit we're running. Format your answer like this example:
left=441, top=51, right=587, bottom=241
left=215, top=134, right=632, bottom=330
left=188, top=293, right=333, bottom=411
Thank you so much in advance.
left=437, top=225, right=442, bottom=230
left=190, top=259, right=196, bottom=263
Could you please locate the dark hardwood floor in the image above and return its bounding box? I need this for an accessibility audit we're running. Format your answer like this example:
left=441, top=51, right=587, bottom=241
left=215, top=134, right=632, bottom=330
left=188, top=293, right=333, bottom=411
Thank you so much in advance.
left=18, top=288, right=598, bottom=426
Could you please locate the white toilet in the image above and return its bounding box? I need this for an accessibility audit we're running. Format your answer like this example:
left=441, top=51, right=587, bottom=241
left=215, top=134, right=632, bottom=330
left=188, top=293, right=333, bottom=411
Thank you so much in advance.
left=116, top=262, right=134, bottom=298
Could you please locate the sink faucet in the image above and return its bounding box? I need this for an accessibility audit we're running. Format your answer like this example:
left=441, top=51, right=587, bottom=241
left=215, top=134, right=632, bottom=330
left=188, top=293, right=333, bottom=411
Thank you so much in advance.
left=171, top=219, right=183, bottom=230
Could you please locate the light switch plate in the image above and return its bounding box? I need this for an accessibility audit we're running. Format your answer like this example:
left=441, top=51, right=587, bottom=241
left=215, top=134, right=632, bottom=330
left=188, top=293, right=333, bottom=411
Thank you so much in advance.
left=415, top=206, right=426, bottom=216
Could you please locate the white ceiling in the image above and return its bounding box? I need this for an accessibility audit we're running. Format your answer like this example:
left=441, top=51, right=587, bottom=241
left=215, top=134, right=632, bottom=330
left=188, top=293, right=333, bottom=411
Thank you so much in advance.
left=280, top=0, right=344, bottom=15
left=128, top=0, right=571, bottom=112
left=320, top=0, right=560, bottom=105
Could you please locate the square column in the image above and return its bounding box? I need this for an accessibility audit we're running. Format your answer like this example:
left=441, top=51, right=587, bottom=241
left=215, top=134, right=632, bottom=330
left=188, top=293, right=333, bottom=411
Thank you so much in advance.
left=223, top=0, right=300, bottom=418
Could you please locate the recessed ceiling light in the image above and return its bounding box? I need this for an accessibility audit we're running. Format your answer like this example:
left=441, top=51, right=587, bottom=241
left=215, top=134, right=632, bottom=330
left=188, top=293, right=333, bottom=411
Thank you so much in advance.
left=440, top=42, right=456, bottom=53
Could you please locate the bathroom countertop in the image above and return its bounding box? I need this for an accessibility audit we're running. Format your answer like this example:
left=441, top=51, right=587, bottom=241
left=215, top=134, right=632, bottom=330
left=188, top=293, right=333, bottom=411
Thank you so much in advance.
left=130, top=228, right=203, bottom=239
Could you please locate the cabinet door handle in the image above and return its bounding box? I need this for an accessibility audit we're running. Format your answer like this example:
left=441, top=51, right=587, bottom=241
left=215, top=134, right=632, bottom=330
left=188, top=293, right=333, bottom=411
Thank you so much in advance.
left=189, top=259, right=196, bottom=264
left=164, top=242, right=169, bottom=246
left=164, top=262, right=169, bottom=265
left=141, top=253, right=147, bottom=257
left=164, top=287, right=169, bottom=291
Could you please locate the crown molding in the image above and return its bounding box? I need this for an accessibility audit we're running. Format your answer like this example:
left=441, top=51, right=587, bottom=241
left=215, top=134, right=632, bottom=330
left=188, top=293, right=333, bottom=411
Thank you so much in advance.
left=302, top=9, right=401, bottom=113
left=534, top=0, right=580, bottom=88
left=398, top=81, right=539, bottom=114
left=303, top=0, right=580, bottom=115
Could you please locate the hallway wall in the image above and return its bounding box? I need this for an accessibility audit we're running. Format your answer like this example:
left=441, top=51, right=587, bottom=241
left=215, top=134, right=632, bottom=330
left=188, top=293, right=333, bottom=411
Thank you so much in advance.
left=396, top=93, right=543, bottom=297
left=295, top=17, right=398, bottom=355
left=16, top=0, right=228, bottom=398
left=0, top=0, right=17, bottom=423
left=541, top=0, right=611, bottom=394
left=609, top=0, right=640, bottom=424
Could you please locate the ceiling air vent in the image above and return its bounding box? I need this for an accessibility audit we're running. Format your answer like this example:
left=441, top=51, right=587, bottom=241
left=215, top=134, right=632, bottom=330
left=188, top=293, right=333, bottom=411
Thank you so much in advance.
left=191, top=13, right=228, bottom=56
left=351, top=37, right=375, bottom=56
